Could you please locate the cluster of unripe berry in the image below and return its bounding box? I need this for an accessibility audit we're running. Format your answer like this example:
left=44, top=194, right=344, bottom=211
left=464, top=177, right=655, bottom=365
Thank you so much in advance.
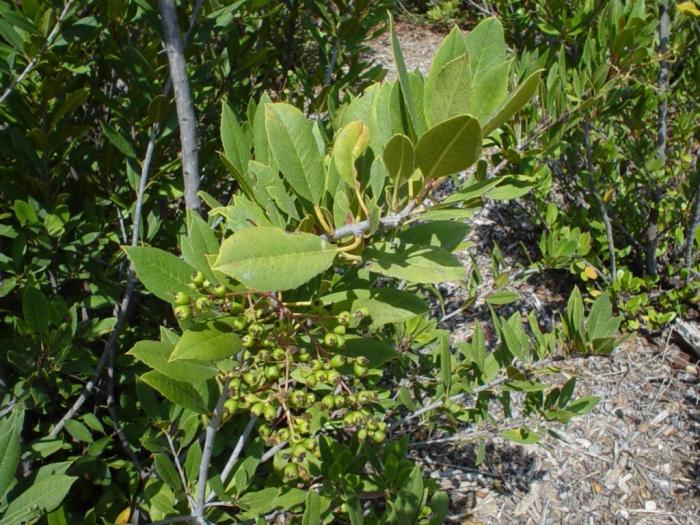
left=174, top=272, right=388, bottom=481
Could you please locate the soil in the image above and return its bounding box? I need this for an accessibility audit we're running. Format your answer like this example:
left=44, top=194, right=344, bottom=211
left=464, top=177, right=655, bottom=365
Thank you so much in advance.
left=366, top=20, right=700, bottom=525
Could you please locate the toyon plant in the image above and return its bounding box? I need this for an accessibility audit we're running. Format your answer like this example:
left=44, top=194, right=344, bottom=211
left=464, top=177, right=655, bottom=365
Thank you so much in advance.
left=109, top=17, right=617, bottom=524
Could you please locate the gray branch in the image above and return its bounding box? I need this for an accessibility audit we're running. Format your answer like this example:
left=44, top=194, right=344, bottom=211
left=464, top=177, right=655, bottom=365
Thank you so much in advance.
left=646, top=0, right=670, bottom=276
left=193, top=381, right=230, bottom=523
left=158, top=0, right=202, bottom=213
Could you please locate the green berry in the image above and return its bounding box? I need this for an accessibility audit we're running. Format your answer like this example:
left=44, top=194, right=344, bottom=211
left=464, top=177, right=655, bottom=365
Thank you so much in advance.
left=214, top=285, right=227, bottom=298
left=174, top=292, right=190, bottom=305
left=243, top=371, right=257, bottom=386
left=357, top=428, right=368, bottom=441
left=258, top=423, right=271, bottom=438
left=272, top=347, right=286, bottom=361
left=337, top=311, right=351, bottom=326
left=174, top=305, right=191, bottom=320
left=229, top=301, right=244, bottom=314
left=333, top=324, right=346, bottom=336
left=353, top=362, right=368, bottom=377
left=321, top=395, right=335, bottom=409
left=263, top=404, right=277, bottom=421
left=277, top=428, right=290, bottom=441
left=330, top=355, right=346, bottom=368
left=201, top=280, right=212, bottom=290
left=283, top=463, right=298, bottom=480
left=327, top=370, right=340, bottom=384
left=191, top=271, right=205, bottom=286
left=231, top=317, right=247, bottom=331
left=264, top=365, right=280, bottom=380
left=224, top=399, right=239, bottom=414
left=334, top=395, right=345, bottom=408
left=371, top=430, right=386, bottom=444
left=241, top=334, right=255, bottom=348
left=250, top=402, right=265, bottom=417
left=248, top=323, right=264, bottom=338
left=324, top=333, right=340, bottom=348
left=195, top=297, right=210, bottom=311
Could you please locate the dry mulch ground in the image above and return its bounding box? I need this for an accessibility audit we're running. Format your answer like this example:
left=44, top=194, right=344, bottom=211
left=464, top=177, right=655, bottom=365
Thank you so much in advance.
left=367, top=20, right=700, bottom=524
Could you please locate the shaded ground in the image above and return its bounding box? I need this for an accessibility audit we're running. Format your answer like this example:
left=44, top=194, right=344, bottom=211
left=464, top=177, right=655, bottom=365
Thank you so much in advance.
left=368, top=20, right=700, bottom=525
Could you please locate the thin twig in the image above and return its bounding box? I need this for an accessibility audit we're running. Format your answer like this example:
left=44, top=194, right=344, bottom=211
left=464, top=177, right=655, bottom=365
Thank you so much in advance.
left=205, top=416, right=258, bottom=503
left=193, top=381, right=230, bottom=523
left=166, top=431, right=194, bottom=508
left=0, top=1, right=76, bottom=105
left=583, top=120, right=616, bottom=281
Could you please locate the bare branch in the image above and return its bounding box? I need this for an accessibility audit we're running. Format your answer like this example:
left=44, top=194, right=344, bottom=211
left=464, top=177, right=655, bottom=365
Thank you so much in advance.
left=0, top=1, right=76, bottom=105
left=158, top=0, right=202, bottom=213
left=194, top=381, right=230, bottom=523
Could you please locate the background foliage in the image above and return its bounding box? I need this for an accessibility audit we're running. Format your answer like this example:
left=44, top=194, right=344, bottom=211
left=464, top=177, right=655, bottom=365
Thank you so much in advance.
left=0, top=0, right=696, bottom=523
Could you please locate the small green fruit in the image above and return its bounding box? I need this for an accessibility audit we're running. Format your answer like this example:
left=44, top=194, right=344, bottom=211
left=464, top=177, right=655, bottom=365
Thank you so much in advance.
left=264, top=365, right=280, bottom=380
left=272, top=347, right=286, bottom=360
left=174, top=305, right=191, bottom=320
left=324, top=333, right=340, bottom=348
left=250, top=402, right=265, bottom=417
left=353, top=362, right=368, bottom=377
left=224, top=399, right=238, bottom=414
left=333, top=324, right=346, bottom=336
left=241, top=334, right=255, bottom=348
left=191, top=271, right=205, bottom=286
left=277, top=428, right=290, bottom=441
left=263, top=404, right=277, bottom=421
left=174, top=292, right=190, bottom=305
left=371, top=430, right=386, bottom=444
left=283, top=463, right=298, bottom=480
left=195, top=297, right=210, bottom=311
left=321, top=395, right=335, bottom=409
left=229, top=301, right=244, bottom=314
left=357, top=428, right=368, bottom=441
left=248, top=323, right=264, bottom=338
left=214, top=285, right=227, bottom=298
left=337, top=311, right=351, bottom=326
left=330, top=354, right=346, bottom=368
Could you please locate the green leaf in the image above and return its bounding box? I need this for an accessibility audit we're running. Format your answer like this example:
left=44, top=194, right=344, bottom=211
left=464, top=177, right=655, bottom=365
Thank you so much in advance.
left=140, top=371, right=207, bottom=413
left=485, top=176, right=534, bottom=200
left=501, top=428, right=540, bottom=444
left=425, top=53, right=471, bottom=126
left=123, top=247, right=197, bottom=302
left=181, top=212, right=219, bottom=283
left=128, top=340, right=218, bottom=382
left=440, top=335, right=451, bottom=392
left=23, top=286, right=51, bottom=334
left=464, top=17, right=506, bottom=79
left=170, top=325, right=241, bottom=362
left=302, top=490, right=321, bottom=525
left=64, top=420, right=92, bottom=443
left=397, top=220, right=469, bottom=251
left=388, top=12, right=419, bottom=138
left=587, top=293, right=618, bottom=340
left=416, top=115, right=481, bottom=179
left=320, top=288, right=428, bottom=328
left=486, top=291, right=519, bottom=305
left=100, top=122, right=136, bottom=158
left=330, top=121, right=370, bottom=188
left=428, top=26, right=468, bottom=80
left=482, top=70, right=543, bottom=136
left=364, top=242, right=466, bottom=284
left=154, top=454, right=182, bottom=493
left=2, top=474, right=77, bottom=525
left=0, top=408, right=24, bottom=497
left=429, top=491, right=449, bottom=525
left=567, top=396, right=599, bottom=415
left=383, top=134, right=415, bottom=187
left=213, top=227, right=337, bottom=291
left=392, top=466, right=424, bottom=525
left=265, top=103, right=324, bottom=205
left=466, top=59, right=511, bottom=124
left=253, top=92, right=275, bottom=168
left=249, top=160, right=299, bottom=221
left=339, top=337, right=397, bottom=368
left=221, top=101, right=251, bottom=176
